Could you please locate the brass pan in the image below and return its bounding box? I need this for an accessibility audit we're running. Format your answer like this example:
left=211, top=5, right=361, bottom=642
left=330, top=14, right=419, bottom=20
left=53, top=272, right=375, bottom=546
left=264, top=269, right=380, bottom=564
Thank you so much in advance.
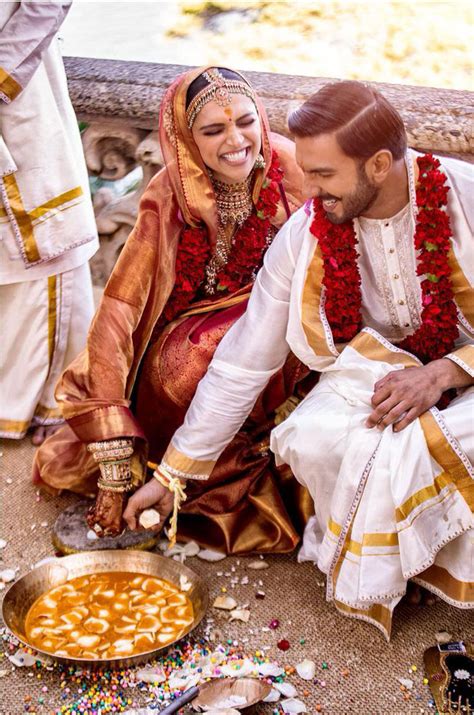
left=2, top=549, right=208, bottom=668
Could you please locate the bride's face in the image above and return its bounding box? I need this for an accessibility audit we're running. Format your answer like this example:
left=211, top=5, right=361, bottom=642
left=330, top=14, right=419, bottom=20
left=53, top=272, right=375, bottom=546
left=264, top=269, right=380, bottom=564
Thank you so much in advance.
left=191, top=94, right=262, bottom=184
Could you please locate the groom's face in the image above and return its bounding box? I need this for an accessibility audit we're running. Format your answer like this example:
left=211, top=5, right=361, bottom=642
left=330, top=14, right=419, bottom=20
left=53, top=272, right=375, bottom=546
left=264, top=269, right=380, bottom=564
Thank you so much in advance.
left=295, top=133, right=378, bottom=224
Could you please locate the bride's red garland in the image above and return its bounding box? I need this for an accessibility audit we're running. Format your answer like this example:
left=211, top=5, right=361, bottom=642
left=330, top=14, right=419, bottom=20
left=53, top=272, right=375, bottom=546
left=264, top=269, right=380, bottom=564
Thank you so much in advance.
left=162, top=151, right=283, bottom=323
left=310, top=154, right=459, bottom=364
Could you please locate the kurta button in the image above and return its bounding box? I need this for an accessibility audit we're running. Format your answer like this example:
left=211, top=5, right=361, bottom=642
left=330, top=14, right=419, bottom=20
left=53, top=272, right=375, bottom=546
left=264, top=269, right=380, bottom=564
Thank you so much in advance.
left=384, top=222, right=390, bottom=227
left=404, top=323, right=410, bottom=327
left=393, top=274, right=400, bottom=279
left=389, top=248, right=395, bottom=253
left=398, top=299, right=405, bottom=305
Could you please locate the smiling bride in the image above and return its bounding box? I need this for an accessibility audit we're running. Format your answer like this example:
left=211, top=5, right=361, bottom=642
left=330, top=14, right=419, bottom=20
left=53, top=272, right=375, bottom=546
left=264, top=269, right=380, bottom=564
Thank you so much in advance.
left=33, top=66, right=313, bottom=552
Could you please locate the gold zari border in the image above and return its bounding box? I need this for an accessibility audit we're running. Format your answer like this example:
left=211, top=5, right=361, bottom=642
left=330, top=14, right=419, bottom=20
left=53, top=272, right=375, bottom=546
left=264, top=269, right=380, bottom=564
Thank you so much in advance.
left=161, top=444, right=216, bottom=479
left=3, top=173, right=39, bottom=262
left=415, top=564, right=473, bottom=604
left=0, top=66, right=21, bottom=101
left=301, top=243, right=335, bottom=357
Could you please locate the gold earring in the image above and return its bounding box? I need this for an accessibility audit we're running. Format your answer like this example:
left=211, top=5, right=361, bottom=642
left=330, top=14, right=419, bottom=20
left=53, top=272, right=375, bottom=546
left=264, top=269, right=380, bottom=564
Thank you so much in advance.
left=254, top=154, right=266, bottom=169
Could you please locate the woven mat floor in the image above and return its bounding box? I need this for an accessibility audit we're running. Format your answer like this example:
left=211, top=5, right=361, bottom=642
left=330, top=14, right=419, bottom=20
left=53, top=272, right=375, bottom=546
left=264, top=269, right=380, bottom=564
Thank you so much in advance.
left=0, top=438, right=472, bottom=715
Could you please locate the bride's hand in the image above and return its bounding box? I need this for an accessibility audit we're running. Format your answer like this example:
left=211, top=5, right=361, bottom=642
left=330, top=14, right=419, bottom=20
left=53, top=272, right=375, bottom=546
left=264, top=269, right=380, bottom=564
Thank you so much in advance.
left=123, top=479, right=174, bottom=531
left=86, top=489, right=125, bottom=537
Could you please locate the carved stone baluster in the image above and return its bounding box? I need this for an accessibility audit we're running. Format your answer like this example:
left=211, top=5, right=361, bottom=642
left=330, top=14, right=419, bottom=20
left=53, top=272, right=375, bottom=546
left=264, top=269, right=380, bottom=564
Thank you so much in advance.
left=82, top=123, right=163, bottom=285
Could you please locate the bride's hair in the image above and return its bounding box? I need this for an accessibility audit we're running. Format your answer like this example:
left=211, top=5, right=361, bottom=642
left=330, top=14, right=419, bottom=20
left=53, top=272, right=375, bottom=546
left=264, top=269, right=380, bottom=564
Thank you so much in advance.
left=186, top=68, right=249, bottom=108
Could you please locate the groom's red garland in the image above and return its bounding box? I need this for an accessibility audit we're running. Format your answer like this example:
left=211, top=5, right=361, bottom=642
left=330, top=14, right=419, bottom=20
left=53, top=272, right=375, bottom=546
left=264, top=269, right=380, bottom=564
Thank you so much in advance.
left=162, top=151, right=283, bottom=323
left=309, top=154, right=459, bottom=364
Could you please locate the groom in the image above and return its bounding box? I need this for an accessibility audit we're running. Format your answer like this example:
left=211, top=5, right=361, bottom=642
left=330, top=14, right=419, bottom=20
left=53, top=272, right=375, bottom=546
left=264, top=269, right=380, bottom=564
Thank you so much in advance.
left=125, top=81, right=473, bottom=636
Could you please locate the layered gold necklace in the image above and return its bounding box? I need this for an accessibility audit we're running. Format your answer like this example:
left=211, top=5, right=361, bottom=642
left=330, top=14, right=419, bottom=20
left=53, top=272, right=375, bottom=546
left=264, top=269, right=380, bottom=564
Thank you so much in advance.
left=205, top=172, right=254, bottom=294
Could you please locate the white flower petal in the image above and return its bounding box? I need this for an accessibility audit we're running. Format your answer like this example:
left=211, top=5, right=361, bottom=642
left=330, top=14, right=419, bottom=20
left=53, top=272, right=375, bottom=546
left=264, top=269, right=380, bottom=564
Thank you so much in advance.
left=296, top=659, right=316, bottom=681
left=281, top=698, right=307, bottom=713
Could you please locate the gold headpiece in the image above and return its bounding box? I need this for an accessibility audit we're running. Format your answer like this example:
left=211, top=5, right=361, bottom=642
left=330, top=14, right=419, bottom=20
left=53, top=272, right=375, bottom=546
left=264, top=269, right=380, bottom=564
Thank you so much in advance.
left=186, top=68, right=257, bottom=129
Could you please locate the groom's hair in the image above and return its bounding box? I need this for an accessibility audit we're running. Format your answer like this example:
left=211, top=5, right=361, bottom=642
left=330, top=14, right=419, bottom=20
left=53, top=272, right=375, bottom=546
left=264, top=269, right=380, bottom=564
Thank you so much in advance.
left=288, top=80, right=407, bottom=161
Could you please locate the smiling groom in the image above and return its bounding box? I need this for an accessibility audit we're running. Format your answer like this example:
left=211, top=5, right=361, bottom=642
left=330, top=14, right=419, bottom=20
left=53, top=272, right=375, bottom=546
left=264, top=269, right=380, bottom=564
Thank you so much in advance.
left=125, top=81, right=474, bottom=638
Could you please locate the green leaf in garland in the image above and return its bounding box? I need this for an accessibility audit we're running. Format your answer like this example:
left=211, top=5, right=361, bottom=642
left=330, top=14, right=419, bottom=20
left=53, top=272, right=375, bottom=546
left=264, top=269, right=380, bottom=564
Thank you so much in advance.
left=426, top=273, right=440, bottom=283
left=256, top=210, right=266, bottom=219
left=216, top=283, right=228, bottom=292
left=424, top=242, right=438, bottom=252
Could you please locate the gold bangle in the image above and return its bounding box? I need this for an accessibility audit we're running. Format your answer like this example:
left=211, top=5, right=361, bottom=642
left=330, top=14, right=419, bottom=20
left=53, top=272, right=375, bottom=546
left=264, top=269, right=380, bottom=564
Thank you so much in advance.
left=153, top=467, right=186, bottom=548
left=88, top=439, right=134, bottom=463
left=97, top=479, right=133, bottom=493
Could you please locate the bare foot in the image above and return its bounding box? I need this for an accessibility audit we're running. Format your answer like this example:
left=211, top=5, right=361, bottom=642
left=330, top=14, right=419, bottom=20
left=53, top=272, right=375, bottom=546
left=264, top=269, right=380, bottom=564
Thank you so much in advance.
left=31, top=424, right=63, bottom=446
left=406, top=582, right=436, bottom=606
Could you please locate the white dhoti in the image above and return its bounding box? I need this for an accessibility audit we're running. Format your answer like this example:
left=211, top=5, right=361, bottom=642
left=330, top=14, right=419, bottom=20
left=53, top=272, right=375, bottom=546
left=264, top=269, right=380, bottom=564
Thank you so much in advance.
left=0, top=263, right=94, bottom=439
left=272, top=336, right=474, bottom=638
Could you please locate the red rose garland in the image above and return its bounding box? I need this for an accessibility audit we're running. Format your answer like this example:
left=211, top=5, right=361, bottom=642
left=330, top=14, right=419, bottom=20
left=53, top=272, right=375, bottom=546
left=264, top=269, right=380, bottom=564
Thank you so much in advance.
left=310, top=154, right=459, bottom=363
left=162, top=151, right=283, bottom=323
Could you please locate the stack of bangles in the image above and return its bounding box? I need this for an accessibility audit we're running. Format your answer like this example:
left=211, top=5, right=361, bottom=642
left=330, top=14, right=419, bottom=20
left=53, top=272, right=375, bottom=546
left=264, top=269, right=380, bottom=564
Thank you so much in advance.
left=87, top=439, right=134, bottom=493
left=153, top=467, right=187, bottom=547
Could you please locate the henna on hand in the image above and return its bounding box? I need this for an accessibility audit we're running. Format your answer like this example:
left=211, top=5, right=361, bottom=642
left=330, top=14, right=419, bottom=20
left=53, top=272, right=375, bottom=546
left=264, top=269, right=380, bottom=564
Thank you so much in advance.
left=86, top=489, right=127, bottom=537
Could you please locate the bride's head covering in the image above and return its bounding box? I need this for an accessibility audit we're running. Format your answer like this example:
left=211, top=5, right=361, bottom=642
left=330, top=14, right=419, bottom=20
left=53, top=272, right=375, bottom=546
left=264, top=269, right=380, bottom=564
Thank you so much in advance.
left=159, top=65, right=273, bottom=236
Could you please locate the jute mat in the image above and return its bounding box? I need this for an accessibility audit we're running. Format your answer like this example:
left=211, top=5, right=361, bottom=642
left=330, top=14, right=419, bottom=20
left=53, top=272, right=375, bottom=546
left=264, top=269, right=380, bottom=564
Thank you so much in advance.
left=1, top=438, right=472, bottom=715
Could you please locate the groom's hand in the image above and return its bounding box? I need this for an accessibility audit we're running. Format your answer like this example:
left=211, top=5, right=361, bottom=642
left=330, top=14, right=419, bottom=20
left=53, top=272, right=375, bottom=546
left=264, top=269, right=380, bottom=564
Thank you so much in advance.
left=366, top=359, right=470, bottom=432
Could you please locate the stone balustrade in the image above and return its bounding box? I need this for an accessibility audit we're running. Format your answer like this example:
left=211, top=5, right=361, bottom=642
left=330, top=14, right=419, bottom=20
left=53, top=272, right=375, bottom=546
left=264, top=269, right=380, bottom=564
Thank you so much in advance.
left=64, top=57, right=474, bottom=285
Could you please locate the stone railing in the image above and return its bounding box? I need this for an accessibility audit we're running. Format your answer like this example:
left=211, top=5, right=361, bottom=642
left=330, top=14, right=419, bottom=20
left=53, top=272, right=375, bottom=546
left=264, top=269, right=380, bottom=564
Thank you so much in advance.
left=64, top=57, right=474, bottom=285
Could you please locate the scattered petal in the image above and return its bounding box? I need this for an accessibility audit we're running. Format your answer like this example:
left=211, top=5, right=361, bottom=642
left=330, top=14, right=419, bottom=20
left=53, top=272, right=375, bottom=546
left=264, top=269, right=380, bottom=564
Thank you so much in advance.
left=219, top=659, right=255, bottom=678
left=229, top=609, right=250, bottom=623
left=212, top=595, right=237, bottom=611
left=0, top=539, right=6, bottom=549
left=138, top=509, right=161, bottom=530
left=263, top=688, right=281, bottom=702
left=398, top=678, right=413, bottom=690
left=198, top=549, right=227, bottom=562
left=183, top=541, right=201, bottom=557
left=0, top=569, right=16, bottom=583
left=258, top=662, right=284, bottom=677
left=86, top=529, right=99, bottom=541
left=8, top=649, right=36, bottom=667
left=435, top=630, right=453, bottom=644
left=275, top=682, right=298, bottom=698
left=247, top=560, right=269, bottom=570
left=281, top=698, right=307, bottom=713
left=296, top=659, right=316, bottom=681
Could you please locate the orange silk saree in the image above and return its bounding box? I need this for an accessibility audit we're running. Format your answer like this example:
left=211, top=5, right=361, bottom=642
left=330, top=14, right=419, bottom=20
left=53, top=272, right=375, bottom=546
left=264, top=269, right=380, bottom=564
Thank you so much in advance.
left=33, top=66, right=313, bottom=553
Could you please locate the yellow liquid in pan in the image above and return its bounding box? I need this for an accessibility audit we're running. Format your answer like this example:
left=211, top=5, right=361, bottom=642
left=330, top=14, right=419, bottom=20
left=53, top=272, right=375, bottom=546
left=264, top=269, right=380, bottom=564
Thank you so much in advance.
left=24, top=572, right=194, bottom=659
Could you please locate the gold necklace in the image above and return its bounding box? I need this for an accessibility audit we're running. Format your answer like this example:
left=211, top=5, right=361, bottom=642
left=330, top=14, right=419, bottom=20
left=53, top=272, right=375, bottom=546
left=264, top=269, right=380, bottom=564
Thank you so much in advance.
left=205, top=172, right=254, bottom=294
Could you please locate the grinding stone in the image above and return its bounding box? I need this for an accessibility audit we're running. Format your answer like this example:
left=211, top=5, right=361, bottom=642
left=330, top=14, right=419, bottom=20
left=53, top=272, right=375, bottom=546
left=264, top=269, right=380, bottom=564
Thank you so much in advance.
left=52, top=500, right=160, bottom=554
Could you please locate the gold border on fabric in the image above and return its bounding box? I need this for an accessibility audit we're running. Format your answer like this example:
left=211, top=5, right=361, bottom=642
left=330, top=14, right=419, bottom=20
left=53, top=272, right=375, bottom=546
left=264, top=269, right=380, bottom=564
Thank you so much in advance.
left=3, top=173, right=40, bottom=262
left=448, top=345, right=474, bottom=373
left=29, top=187, right=83, bottom=220
left=334, top=600, right=392, bottom=640
left=328, top=518, right=399, bottom=555
left=0, top=66, right=21, bottom=101
left=301, top=243, right=335, bottom=357
left=447, top=245, right=474, bottom=330
left=161, top=444, right=216, bottom=479
left=416, top=565, right=473, bottom=604
left=0, top=418, right=30, bottom=433
left=350, top=331, right=420, bottom=367
left=47, top=275, right=58, bottom=368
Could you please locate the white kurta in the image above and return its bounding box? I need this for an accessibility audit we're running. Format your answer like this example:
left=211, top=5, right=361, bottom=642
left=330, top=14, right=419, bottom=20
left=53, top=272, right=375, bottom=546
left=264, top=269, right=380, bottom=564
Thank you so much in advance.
left=159, top=151, right=473, bottom=636
left=0, top=3, right=98, bottom=437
